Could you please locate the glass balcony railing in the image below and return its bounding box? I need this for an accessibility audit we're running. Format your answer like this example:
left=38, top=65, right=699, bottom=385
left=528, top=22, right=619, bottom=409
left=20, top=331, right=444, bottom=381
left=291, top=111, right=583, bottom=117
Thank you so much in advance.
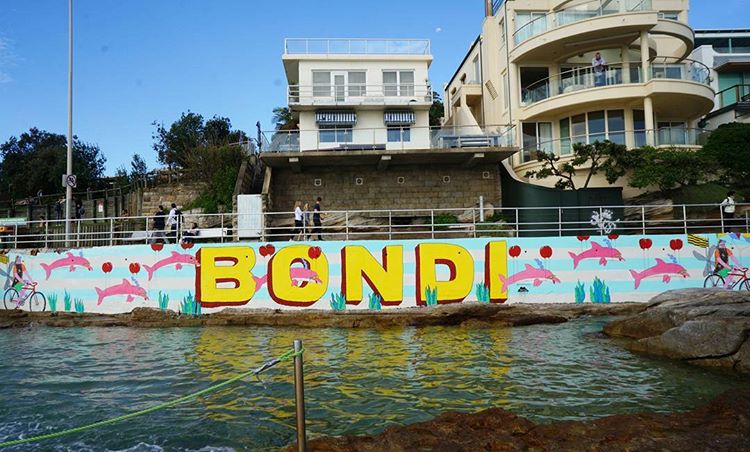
left=519, top=128, right=711, bottom=163
left=520, top=57, right=711, bottom=107
left=261, top=125, right=516, bottom=153
left=715, top=84, right=750, bottom=109
left=522, top=64, right=642, bottom=105
left=513, top=0, right=653, bottom=46
left=287, top=84, right=432, bottom=105
left=648, top=57, right=712, bottom=85
left=284, top=39, right=431, bottom=55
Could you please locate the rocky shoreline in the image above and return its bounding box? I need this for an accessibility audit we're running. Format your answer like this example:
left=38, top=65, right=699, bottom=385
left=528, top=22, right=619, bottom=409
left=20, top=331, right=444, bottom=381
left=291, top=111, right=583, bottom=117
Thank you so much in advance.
left=0, top=302, right=645, bottom=329
left=289, top=390, right=750, bottom=451
left=604, top=288, right=750, bottom=373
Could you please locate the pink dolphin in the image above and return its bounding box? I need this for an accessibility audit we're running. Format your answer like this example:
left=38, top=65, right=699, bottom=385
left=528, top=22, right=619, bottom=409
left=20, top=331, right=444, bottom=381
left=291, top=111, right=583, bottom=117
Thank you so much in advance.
left=629, top=258, right=689, bottom=289
left=569, top=241, right=624, bottom=269
left=39, top=252, right=92, bottom=280
left=142, top=251, right=196, bottom=281
left=95, top=279, right=149, bottom=305
left=498, top=264, right=560, bottom=292
left=252, top=267, right=322, bottom=289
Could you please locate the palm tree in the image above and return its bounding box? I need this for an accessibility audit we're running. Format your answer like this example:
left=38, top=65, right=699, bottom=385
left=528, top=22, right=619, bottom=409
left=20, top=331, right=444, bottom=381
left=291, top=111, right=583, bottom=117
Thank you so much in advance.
left=272, top=107, right=298, bottom=130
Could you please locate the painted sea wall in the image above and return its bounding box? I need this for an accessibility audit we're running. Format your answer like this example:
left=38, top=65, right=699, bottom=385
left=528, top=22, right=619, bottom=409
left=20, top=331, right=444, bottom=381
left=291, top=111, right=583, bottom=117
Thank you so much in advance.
left=1, top=233, right=748, bottom=314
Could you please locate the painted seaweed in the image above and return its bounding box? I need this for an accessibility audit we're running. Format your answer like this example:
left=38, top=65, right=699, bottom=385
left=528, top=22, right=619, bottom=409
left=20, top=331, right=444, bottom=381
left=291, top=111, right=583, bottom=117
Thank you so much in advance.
left=425, top=286, right=438, bottom=307
left=180, top=292, right=200, bottom=316
left=74, top=299, right=85, bottom=313
left=368, top=293, right=382, bottom=311
left=63, top=291, right=72, bottom=312
left=589, top=278, right=611, bottom=304
left=48, top=293, right=58, bottom=312
left=330, top=292, right=346, bottom=311
left=158, top=291, right=170, bottom=311
left=574, top=281, right=586, bottom=304
left=475, top=283, right=490, bottom=303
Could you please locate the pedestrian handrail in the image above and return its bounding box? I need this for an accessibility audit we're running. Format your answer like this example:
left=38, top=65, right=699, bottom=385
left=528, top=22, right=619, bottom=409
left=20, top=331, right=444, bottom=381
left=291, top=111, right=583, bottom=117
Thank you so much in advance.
left=1, top=202, right=748, bottom=249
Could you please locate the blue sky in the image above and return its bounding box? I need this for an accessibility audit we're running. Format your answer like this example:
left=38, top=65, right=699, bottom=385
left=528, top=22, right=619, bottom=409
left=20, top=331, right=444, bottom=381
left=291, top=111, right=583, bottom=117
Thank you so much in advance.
left=0, top=0, right=748, bottom=175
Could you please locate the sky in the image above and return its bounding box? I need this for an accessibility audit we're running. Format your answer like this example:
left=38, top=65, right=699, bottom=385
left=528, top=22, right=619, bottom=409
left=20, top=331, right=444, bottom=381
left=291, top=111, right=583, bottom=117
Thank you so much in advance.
left=1, top=0, right=749, bottom=175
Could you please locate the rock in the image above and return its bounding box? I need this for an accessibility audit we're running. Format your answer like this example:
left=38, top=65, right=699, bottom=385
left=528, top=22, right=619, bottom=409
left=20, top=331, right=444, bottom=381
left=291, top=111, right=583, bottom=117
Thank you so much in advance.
left=287, top=390, right=750, bottom=451
left=604, top=288, right=750, bottom=372
left=0, top=302, right=645, bottom=329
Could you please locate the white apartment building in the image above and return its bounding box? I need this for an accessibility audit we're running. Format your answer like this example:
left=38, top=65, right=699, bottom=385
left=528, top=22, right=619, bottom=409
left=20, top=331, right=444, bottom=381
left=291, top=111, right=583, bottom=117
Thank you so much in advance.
left=281, top=38, right=433, bottom=151
left=445, top=0, right=715, bottom=197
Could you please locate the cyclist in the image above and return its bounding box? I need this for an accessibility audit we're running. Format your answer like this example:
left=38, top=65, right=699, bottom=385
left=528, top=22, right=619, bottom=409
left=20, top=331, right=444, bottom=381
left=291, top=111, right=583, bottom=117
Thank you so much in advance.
left=714, top=240, right=742, bottom=288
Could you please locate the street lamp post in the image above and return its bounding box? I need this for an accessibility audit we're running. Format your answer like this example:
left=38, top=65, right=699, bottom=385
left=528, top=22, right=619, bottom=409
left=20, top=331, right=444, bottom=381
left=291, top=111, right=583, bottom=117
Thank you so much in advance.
left=65, top=0, right=73, bottom=246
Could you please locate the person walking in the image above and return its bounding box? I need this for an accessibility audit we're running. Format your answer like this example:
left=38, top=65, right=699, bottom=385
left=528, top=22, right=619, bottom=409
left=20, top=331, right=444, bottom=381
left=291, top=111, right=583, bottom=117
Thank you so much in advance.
left=302, top=202, right=311, bottom=241
left=74, top=198, right=84, bottom=220
left=293, top=201, right=304, bottom=241
left=167, top=203, right=180, bottom=243
left=720, top=191, right=736, bottom=231
left=313, top=197, right=324, bottom=241
left=152, top=205, right=166, bottom=244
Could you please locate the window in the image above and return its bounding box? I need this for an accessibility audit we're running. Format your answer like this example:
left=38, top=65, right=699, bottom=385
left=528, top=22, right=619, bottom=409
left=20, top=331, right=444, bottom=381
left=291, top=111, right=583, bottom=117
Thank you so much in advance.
left=383, top=70, right=415, bottom=96
left=502, top=73, right=509, bottom=109
left=319, top=127, right=353, bottom=143
left=560, top=110, right=627, bottom=151
left=634, top=110, right=646, bottom=147
left=499, top=19, right=506, bottom=48
left=657, top=121, right=687, bottom=145
left=515, top=11, right=547, bottom=44
left=521, top=122, right=552, bottom=162
left=652, top=65, right=683, bottom=80
left=658, top=11, right=680, bottom=20
left=313, top=71, right=331, bottom=97
left=348, top=71, right=366, bottom=97
left=472, top=56, right=481, bottom=84
left=387, top=127, right=411, bottom=142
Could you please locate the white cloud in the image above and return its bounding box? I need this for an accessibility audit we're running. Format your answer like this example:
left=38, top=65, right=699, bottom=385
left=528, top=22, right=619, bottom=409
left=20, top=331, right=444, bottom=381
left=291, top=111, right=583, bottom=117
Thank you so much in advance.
left=435, top=27, right=443, bottom=33
left=0, top=37, right=15, bottom=84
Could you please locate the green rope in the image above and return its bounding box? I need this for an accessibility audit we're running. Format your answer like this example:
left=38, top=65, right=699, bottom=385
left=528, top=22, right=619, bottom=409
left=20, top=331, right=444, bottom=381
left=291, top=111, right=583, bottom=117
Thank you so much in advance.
left=0, top=347, right=304, bottom=448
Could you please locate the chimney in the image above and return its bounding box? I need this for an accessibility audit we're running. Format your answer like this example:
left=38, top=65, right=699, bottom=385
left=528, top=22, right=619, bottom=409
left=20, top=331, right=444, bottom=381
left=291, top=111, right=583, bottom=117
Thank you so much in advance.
left=485, top=0, right=493, bottom=17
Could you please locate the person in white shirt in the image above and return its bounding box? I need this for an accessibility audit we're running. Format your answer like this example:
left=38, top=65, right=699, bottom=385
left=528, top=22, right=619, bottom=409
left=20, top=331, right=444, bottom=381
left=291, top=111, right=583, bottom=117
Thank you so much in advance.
left=167, top=203, right=179, bottom=243
left=592, top=52, right=607, bottom=87
left=293, top=201, right=303, bottom=241
left=720, top=191, right=737, bottom=231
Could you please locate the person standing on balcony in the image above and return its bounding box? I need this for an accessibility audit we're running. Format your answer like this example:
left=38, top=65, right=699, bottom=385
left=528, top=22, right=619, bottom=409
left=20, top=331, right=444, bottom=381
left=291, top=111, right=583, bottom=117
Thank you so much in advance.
left=720, top=191, right=736, bottom=231
left=592, top=52, right=607, bottom=87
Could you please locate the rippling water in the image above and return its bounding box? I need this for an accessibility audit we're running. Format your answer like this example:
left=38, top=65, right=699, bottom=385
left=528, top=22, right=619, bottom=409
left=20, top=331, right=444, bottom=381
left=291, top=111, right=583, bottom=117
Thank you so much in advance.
left=0, top=319, right=747, bottom=450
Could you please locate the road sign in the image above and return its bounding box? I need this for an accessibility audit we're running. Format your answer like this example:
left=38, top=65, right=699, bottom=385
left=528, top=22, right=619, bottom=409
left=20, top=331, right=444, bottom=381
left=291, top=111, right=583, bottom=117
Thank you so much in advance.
left=63, top=174, right=77, bottom=188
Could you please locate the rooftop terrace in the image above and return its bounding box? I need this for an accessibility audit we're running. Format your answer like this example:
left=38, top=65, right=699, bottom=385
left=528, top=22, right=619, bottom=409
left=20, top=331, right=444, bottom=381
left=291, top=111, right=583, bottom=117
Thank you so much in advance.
left=284, top=39, right=431, bottom=56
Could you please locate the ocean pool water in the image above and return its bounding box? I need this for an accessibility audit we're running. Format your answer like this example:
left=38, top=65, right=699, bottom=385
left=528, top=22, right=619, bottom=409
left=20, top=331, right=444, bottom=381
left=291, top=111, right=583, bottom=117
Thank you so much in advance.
left=0, top=319, right=747, bottom=450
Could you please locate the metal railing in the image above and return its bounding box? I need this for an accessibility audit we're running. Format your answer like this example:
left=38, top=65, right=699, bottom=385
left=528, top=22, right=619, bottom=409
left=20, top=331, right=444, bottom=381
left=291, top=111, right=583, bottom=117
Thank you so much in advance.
left=714, top=84, right=750, bottom=109
left=519, top=128, right=711, bottom=163
left=2, top=203, right=748, bottom=249
left=287, top=84, right=432, bottom=105
left=260, top=124, right=517, bottom=153
left=522, top=64, right=642, bottom=105
left=649, top=57, right=712, bottom=85
left=513, top=0, right=653, bottom=46
left=284, top=39, right=431, bottom=56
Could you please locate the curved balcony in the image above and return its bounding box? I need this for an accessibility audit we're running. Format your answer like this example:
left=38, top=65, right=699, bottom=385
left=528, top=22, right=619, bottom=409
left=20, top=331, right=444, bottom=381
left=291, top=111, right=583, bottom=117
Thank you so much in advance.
left=510, top=0, right=675, bottom=63
left=518, top=58, right=713, bottom=120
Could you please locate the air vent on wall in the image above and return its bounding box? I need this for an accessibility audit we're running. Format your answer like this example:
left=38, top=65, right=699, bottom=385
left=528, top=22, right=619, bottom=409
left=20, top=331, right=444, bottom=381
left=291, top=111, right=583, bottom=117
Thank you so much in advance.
left=355, top=177, right=364, bottom=186
left=397, top=176, right=405, bottom=184
left=485, top=80, right=498, bottom=100
left=482, top=171, right=491, bottom=179
left=442, top=176, right=451, bottom=184
left=314, top=178, right=322, bottom=187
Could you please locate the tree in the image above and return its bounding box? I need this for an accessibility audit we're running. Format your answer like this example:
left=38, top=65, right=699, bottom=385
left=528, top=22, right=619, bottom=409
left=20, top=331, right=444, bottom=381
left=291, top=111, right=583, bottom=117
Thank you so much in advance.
left=524, top=140, right=629, bottom=190
left=429, top=91, right=444, bottom=127
left=272, top=107, right=297, bottom=130
left=129, top=153, right=149, bottom=184
left=699, top=122, right=750, bottom=185
left=152, top=113, right=246, bottom=168
left=627, top=146, right=710, bottom=194
left=0, top=128, right=106, bottom=200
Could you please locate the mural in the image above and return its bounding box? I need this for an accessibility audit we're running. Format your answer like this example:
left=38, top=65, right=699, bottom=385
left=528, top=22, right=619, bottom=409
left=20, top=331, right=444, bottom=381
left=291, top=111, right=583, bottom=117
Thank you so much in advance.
left=1, top=233, right=748, bottom=314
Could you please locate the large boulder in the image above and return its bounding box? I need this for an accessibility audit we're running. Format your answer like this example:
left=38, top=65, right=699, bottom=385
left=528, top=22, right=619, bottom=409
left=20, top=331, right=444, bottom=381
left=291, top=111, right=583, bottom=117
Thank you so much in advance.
left=604, top=288, right=750, bottom=372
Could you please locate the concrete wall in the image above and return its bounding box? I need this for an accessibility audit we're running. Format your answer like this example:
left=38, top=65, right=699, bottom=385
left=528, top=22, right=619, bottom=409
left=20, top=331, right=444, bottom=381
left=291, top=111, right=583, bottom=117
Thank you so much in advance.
left=3, top=231, right=745, bottom=313
left=268, top=163, right=502, bottom=212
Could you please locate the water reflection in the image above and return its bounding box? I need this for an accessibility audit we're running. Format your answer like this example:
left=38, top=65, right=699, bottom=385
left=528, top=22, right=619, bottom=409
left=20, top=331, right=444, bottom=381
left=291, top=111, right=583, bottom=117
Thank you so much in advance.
left=0, top=321, right=746, bottom=451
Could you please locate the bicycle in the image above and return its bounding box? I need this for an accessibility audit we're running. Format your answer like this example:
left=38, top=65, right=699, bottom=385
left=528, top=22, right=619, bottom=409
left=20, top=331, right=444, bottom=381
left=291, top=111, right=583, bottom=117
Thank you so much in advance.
left=3, top=282, right=47, bottom=312
left=703, top=267, right=750, bottom=291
